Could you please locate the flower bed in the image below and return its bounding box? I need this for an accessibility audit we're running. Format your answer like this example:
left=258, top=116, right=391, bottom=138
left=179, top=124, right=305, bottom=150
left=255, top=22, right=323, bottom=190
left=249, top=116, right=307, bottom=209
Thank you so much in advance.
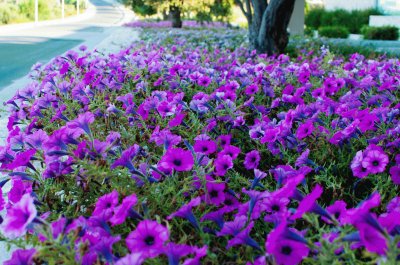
left=0, top=28, right=399, bottom=264
left=125, top=20, right=228, bottom=29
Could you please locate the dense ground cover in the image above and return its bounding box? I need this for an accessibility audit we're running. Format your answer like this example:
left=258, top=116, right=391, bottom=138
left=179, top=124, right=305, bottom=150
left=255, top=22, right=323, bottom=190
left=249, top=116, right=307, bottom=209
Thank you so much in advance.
left=0, top=27, right=399, bottom=264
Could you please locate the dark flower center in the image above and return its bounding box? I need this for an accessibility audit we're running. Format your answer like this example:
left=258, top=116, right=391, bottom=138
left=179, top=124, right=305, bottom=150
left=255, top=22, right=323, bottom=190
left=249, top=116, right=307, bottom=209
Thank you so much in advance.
left=372, top=160, right=379, bottom=167
left=281, top=245, right=292, bottom=255
left=202, top=146, right=208, bottom=152
left=225, top=199, right=233, bottom=205
left=361, top=167, right=367, bottom=172
left=221, top=140, right=226, bottom=145
left=210, top=190, right=219, bottom=198
left=145, top=236, right=155, bottom=246
left=173, top=159, right=182, bottom=166
left=223, top=164, right=229, bottom=170
left=105, top=202, right=112, bottom=208
left=334, top=211, right=340, bottom=219
left=271, top=204, right=280, bottom=212
left=251, top=156, right=256, bottom=162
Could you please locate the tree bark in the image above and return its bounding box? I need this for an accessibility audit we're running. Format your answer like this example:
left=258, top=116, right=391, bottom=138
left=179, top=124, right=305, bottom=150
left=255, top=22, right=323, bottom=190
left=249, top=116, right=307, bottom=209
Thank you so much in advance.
left=170, top=5, right=182, bottom=28
left=239, top=0, right=296, bottom=55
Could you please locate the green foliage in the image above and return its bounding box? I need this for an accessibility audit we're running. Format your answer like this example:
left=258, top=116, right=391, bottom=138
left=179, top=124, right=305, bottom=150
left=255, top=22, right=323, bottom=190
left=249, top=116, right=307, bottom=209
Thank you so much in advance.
left=361, top=25, right=399, bottom=40
left=318, top=26, right=349, bottom=39
left=304, top=7, right=324, bottom=30
left=286, top=36, right=397, bottom=59
left=131, top=0, right=157, bottom=16
left=210, top=0, right=232, bottom=22
left=0, top=0, right=81, bottom=24
left=0, top=3, right=21, bottom=24
left=306, top=7, right=383, bottom=34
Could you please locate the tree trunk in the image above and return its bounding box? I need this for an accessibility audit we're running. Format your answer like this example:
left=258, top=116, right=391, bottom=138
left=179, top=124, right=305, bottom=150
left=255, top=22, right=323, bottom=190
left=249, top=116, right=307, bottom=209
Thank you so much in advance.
left=238, top=0, right=296, bottom=55
left=170, top=5, right=182, bottom=28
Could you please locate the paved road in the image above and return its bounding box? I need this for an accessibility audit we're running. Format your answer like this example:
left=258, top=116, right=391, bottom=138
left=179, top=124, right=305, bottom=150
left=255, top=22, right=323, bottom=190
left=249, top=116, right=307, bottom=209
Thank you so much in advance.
left=0, top=0, right=134, bottom=90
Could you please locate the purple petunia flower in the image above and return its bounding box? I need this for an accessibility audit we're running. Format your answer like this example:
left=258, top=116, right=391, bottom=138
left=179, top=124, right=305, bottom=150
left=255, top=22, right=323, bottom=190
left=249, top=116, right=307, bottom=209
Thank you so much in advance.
left=92, top=190, right=119, bottom=222
left=390, top=165, right=400, bottom=185
left=244, top=150, right=260, bottom=170
left=115, top=253, right=144, bottom=265
left=3, top=149, right=36, bottom=171
left=159, top=148, right=194, bottom=172
left=197, top=75, right=211, bottom=87
left=66, top=111, right=95, bottom=137
left=214, top=154, right=233, bottom=176
left=193, top=139, right=217, bottom=155
left=266, top=222, right=309, bottom=265
left=361, top=146, right=388, bottom=174
left=295, top=120, right=314, bottom=140
left=4, top=248, right=36, bottom=265
left=1, top=194, right=37, bottom=238
left=204, top=182, right=225, bottom=206
left=110, top=193, right=138, bottom=226
left=350, top=150, right=369, bottom=178
left=245, top=84, right=259, bottom=95
left=358, top=223, right=388, bottom=255
left=291, top=184, right=323, bottom=220
left=218, top=135, right=231, bottom=148
left=111, top=144, right=140, bottom=171
left=126, top=220, right=169, bottom=258
left=168, top=197, right=201, bottom=230
left=219, top=145, right=241, bottom=160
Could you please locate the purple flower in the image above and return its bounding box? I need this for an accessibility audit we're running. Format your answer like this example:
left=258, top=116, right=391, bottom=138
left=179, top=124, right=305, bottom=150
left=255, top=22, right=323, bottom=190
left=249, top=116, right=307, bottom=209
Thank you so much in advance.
left=115, top=253, right=144, bottom=265
left=111, top=145, right=140, bottom=171
left=295, top=120, right=314, bottom=140
left=291, top=184, right=323, bottom=220
left=204, top=182, right=225, bottom=206
left=66, top=111, right=95, bottom=137
left=323, top=200, right=347, bottom=223
left=4, top=248, right=36, bottom=265
left=126, top=220, right=169, bottom=258
left=390, top=165, right=400, bottom=184
left=351, top=151, right=369, bottom=178
left=169, top=113, right=186, bottom=128
left=219, top=145, right=241, bottom=160
left=358, top=223, right=388, bottom=255
left=244, top=150, right=260, bottom=170
left=92, top=190, right=119, bottom=221
left=3, top=149, right=36, bottom=171
left=193, top=139, right=217, bottom=155
left=168, top=197, right=201, bottom=230
left=245, top=84, right=259, bottom=95
left=160, top=148, right=194, bottom=172
left=214, top=154, right=233, bottom=176
left=1, top=194, right=37, bottom=238
left=164, top=243, right=193, bottom=265
left=218, top=135, right=231, bottom=147
left=266, top=222, right=309, bottom=265
left=197, top=76, right=211, bottom=87
left=361, top=146, right=388, bottom=174
left=218, top=216, right=259, bottom=249
left=110, top=193, right=138, bottom=226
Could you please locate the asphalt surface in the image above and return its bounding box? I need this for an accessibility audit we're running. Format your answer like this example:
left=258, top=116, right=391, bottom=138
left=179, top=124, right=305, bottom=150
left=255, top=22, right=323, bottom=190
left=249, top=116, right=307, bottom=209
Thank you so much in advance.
left=0, top=0, right=129, bottom=90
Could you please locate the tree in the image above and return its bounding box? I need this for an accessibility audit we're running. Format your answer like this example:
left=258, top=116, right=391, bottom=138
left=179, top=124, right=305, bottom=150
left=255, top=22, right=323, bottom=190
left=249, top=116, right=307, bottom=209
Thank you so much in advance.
left=235, top=0, right=296, bottom=55
left=127, top=0, right=231, bottom=28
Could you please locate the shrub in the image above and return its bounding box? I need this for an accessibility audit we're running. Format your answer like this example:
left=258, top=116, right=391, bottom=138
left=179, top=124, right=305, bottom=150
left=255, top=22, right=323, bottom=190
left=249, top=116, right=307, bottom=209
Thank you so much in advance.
left=319, top=26, right=349, bottom=38
left=306, top=8, right=383, bottom=34
left=304, top=7, right=325, bottom=30
left=361, top=25, right=399, bottom=40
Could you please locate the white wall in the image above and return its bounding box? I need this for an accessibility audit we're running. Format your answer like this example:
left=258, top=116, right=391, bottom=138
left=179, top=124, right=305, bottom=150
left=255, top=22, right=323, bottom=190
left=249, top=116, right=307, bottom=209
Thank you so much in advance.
left=323, top=0, right=376, bottom=11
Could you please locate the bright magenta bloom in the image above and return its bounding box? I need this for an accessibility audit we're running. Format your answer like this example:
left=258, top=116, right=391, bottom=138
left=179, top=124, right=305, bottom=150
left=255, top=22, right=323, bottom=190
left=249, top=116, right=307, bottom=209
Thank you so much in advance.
left=126, top=220, right=169, bottom=258
left=160, top=148, right=194, bottom=172
left=1, top=194, right=37, bottom=238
